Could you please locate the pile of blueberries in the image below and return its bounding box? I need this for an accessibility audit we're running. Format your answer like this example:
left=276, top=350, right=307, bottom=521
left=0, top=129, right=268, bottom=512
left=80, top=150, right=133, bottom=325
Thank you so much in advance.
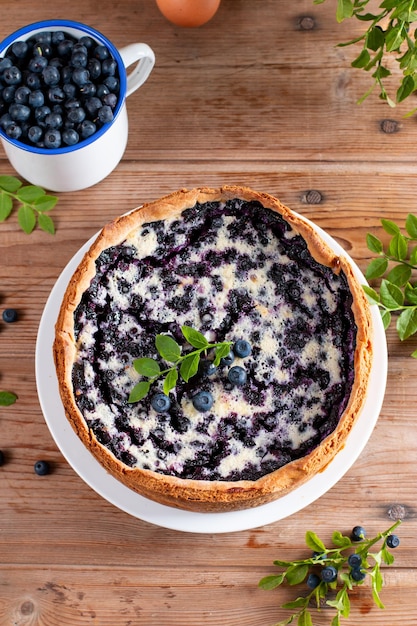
left=0, top=29, right=120, bottom=149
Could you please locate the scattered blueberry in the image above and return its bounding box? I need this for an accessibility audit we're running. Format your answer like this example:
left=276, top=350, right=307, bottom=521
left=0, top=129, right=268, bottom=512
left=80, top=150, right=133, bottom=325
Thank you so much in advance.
left=347, top=553, right=362, bottom=568
left=192, top=390, right=214, bottom=412
left=150, top=393, right=171, bottom=413
left=34, top=460, right=50, bottom=476
left=228, top=365, right=247, bottom=386
left=386, top=534, right=400, bottom=549
left=220, top=350, right=235, bottom=367
left=199, top=359, right=217, bottom=377
left=351, top=526, right=366, bottom=542
left=2, top=308, right=18, bottom=323
left=320, top=565, right=338, bottom=583
left=233, top=339, right=252, bottom=358
left=306, top=573, right=321, bottom=589
left=350, top=568, right=366, bottom=582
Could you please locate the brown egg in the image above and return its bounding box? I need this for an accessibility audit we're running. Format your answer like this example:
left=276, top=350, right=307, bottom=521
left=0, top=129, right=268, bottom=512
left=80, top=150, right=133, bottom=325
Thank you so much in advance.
left=155, top=0, right=221, bottom=27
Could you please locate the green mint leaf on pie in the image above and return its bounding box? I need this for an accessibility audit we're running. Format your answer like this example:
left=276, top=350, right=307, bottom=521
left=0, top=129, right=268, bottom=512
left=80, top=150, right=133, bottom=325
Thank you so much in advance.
left=181, top=325, right=209, bottom=349
left=0, top=391, right=17, bottom=406
left=163, top=368, right=178, bottom=395
left=0, top=175, right=57, bottom=235
left=213, top=342, right=231, bottom=366
left=179, top=352, right=200, bottom=382
left=155, top=334, right=181, bottom=363
left=133, top=357, right=161, bottom=378
left=260, top=520, right=401, bottom=626
left=128, top=380, right=151, bottom=403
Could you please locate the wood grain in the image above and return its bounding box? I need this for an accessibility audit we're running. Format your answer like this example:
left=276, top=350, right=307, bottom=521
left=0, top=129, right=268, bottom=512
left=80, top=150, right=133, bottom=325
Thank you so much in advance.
left=0, top=0, right=416, bottom=624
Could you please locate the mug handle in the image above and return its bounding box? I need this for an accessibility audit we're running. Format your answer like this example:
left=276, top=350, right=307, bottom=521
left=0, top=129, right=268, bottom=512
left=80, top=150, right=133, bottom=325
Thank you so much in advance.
left=118, top=43, right=155, bottom=97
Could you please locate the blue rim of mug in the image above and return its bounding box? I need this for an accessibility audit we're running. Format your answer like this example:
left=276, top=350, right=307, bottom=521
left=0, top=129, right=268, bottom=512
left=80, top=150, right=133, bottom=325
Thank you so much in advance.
left=0, top=19, right=127, bottom=155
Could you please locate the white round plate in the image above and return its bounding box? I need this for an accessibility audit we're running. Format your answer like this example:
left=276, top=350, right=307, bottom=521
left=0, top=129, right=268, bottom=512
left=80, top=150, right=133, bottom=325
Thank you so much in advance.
left=36, top=214, right=387, bottom=534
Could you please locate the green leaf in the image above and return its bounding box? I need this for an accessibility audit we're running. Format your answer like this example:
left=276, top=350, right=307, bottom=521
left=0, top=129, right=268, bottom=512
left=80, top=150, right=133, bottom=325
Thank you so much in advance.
left=381, top=309, right=392, bottom=329
left=388, top=233, right=408, bottom=260
left=387, top=264, right=412, bottom=286
left=133, top=357, right=161, bottom=378
left=16, top=185, right=45, bottom=203
left=337, top=0, right=354, bottom=22
left=332, top=530, right=352, bottom=548
left=213, top=342, right=232, bottom=366
left=34, top=194, right=58, bottom=212
left=405, top=283, right=417, bottom=305
left=397, top=74, right=415, bottom=102
left=366, top=26, right=385, bottom=51
left=258, top=574, right=285, bottom=590
left=381, top=218, right=401, bottom=235
left=155, top=334, right=181, bottom=363
left=365, top=257, right=388, bottom=280
left=366, top=233, right=383, bottom=254
left=362, top=284, right=381, bottom=305
left=410, top=245, right=417, bottom=266
left=0, top=193, right=13, bottom=221
left=0, top=175, right=22, bottom=193
left=285, top=564, right=309, bottom=586
left=352, top=48, right=371, bottom=68
left=381, top=546, right=395, bottom=565
left=179, top=352, right=200, bottom=382
left=411, top=348, right=417, bottom=358
left=385, top=25, right=405, bottom=52
left=379, top=279, right=404, bottom=309
left=37, top=212, right=55, bottom=235
left=128, top=380, right=151, bottom=403
left=282, top=597, right=308, bottom=610
left=181, top=325, right=208, bottom=349
left=305, top=530, right=326, bottom=553
left=397, top=307, right=417, bottom=340
left=331, top=614, right=341, bottom=626
left=0, top=391, right=17, bottom=406
left=163, top=368, right=178, bottom=395
left=298, top=609, right=313, bottom=626
left=18, top=204, right=36, bottom=234
left=405, top=213, right=417, bottom=239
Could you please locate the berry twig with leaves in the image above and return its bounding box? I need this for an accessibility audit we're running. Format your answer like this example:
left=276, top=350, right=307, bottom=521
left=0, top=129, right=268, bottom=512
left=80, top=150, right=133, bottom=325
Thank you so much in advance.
left=0, top=175, right=57, bottom=234
left=314, top=0, right=417, bottom=109
left=259, top=520, right=401, bottom=626
left=363, top=213, right=417, bottom=357
left=128, top=325, right=233, bottom=403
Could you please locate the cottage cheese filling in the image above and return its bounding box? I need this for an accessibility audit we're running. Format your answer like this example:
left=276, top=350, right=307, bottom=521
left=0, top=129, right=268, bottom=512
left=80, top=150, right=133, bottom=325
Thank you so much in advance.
left=72, top=198, right=356, bottom=481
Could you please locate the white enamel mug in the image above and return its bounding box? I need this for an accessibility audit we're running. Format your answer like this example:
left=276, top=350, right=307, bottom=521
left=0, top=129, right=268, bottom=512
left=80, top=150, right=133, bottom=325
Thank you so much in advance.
left=0, top=20, right=155, bottom=192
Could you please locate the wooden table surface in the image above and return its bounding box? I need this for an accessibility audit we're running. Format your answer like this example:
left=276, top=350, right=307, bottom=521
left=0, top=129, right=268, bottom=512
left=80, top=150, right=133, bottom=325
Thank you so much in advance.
left=0, top=1, right=416, bottom=624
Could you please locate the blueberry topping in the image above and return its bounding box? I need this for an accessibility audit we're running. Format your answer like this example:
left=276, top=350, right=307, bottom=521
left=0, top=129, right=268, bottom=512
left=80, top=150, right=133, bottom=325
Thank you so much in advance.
left=320, top=565, right=337, bottom=583
left=221, top=350, right=235, bottom=367
left=228, top=366, right=247, bottom=386
left=198, top=359, right=217, bottom=377
left=34, top=460, right=50, bottom=476
left=150, top=393, right=171, bottom=413
left=192, top=391, right=214, bottom=412
left=386, top=534, right=400, bottom=548
left=2, top=308, right=18, bottom=323
left=351, top=526, right=366, bottom=542
left=233, top=339, right=252, bottom=358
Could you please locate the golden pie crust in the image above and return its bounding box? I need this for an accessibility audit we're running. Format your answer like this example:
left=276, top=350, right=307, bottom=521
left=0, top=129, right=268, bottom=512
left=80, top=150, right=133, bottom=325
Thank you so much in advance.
left=54, top=186, right=373, bottom=512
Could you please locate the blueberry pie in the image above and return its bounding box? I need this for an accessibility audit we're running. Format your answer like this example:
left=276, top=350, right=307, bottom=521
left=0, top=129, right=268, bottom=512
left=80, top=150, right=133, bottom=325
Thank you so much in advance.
left=54, top=186, right=373, bottom=512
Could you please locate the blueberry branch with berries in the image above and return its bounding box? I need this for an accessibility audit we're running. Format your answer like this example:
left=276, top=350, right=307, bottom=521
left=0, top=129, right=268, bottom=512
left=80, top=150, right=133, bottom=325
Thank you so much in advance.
left=259, top=521, right=401, bottom=626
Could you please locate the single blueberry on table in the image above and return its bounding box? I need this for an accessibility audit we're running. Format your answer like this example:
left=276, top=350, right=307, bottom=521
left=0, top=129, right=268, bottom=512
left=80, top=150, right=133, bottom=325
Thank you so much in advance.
left=151, top=393, right=171, bottom=413
left=320, top=565, right=338, bottom=583
left=351, top=526, right=366, bottom=542
left=233, top=339, right=252, bottom=358
left=34, top=460, right=50, bottom=476
left=228, top=365, right=247, bottom=386
left=192, top=391, right=214, bottom=412
left=386, top=534, right=400, bottom=549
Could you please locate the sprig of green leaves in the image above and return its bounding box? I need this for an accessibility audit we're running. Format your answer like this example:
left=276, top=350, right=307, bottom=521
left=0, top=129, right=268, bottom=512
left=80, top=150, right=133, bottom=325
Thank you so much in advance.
left=259, top=520, right=401, bottom=626
left=314, top=0, right=417, bottom=108
left=0, top=175, right=57, bottom=234
left=0, top=391, right=17, bottom=406
left=128, top=326, right=233, bottom=403
left=363, top=213, right=417, bottom=356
